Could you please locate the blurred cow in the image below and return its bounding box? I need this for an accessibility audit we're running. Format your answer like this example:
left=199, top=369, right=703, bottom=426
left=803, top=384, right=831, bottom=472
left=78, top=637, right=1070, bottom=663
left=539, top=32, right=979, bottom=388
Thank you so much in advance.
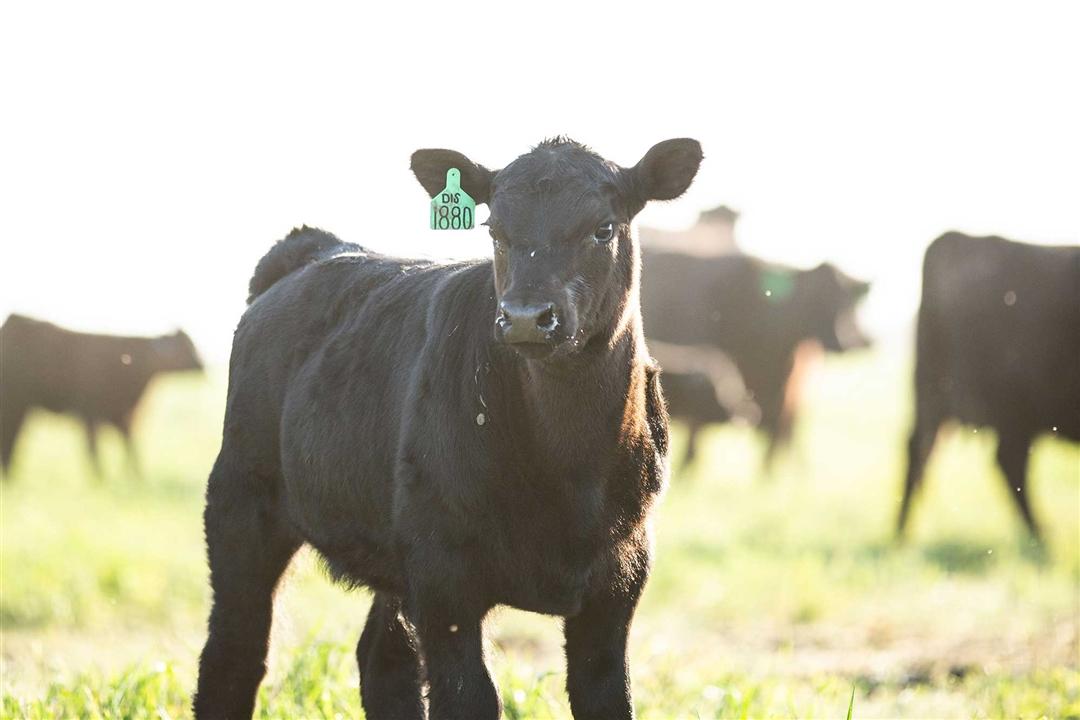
left=0, top=314, right=204, bottom=478
left=898, top=232, right=1080, bottom=542
left=641, top=251, right=871, bottom=470
left=639, top=204, right=740, bottom=256
left=651, top=340, right=760, bottom=467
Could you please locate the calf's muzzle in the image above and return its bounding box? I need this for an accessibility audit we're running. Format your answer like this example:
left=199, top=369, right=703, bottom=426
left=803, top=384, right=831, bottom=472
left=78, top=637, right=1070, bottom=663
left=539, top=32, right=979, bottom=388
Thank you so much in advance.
left=496, top=300, right=561, bottom=345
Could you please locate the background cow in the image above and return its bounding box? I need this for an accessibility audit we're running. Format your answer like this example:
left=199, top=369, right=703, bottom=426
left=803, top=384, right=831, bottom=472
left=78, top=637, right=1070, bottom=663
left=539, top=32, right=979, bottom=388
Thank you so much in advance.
left=898, top=232, right=1080, bottom=542
left=639, top=203, right=740, bottom=256
left=641, top=251, right=871, bottom=470
left=0, top=314, right=204, bottom=479
left=650, top=339, right=760, bottom=467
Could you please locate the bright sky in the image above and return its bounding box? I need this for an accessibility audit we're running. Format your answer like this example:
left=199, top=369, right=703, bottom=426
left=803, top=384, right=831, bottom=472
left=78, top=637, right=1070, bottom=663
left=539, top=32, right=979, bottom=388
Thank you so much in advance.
left=2, top=2, right=1077, bottom=364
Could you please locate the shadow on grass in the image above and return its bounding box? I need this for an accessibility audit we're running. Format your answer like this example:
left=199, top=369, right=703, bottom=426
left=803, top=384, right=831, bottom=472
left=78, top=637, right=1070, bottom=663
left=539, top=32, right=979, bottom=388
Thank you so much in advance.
left=920, top=539, right=998, bottom=574
left=919, top=535, right=1051, bottom=573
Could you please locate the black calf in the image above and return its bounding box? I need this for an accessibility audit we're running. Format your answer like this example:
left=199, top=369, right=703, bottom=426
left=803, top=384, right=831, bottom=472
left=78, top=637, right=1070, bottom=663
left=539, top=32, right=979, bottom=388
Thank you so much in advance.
left=194, top=137, right=702, bottom=719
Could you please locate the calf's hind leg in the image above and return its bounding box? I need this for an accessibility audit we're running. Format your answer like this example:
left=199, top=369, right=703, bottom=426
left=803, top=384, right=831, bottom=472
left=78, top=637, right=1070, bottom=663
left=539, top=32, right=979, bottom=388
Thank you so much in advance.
left=357, top=593, right=424, bottom=720
left=194, top=455, right=300, bottom=720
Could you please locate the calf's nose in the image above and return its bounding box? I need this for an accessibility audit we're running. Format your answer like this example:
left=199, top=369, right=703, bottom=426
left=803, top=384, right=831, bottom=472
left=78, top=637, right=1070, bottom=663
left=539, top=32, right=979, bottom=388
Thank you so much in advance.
left=496, top=300, right=560, bottom=344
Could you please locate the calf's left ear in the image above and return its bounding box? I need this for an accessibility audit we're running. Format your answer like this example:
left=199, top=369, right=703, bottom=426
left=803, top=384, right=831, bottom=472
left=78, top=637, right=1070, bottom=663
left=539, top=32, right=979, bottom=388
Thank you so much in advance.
left=411, top=149, right=495, bottom=204
left=629, top=138, right=703, bottom=203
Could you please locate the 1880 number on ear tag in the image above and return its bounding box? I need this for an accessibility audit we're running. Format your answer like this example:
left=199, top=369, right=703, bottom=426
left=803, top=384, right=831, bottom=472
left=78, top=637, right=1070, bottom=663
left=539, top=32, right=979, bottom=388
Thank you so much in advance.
left=430, top=168, right=475, bottom=230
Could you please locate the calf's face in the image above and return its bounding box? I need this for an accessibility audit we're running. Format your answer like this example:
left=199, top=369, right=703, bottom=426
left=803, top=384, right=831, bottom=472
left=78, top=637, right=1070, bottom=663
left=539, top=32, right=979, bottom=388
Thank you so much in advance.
left=412, top=138, right=702, bottom=360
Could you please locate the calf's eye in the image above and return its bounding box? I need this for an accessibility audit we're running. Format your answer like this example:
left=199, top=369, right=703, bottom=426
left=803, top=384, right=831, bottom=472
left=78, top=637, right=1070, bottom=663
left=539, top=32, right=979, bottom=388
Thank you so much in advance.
left=593, top=221, right=615, bottom=244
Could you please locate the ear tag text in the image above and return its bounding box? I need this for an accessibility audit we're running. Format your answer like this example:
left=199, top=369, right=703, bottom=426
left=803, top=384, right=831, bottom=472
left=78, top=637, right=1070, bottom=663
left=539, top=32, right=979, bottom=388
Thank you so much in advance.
left=430, top=168, right=475, bottom=230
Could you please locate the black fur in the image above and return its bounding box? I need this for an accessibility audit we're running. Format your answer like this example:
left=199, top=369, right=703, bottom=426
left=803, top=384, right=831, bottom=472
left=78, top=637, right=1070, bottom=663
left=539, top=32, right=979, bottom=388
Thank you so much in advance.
left=194, top=138, right=702, bottom=719
left=247, top=225, right=362, bottom=304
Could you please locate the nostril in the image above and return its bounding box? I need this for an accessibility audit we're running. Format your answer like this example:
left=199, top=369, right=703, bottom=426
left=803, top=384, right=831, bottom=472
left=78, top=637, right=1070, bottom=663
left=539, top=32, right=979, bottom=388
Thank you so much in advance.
left=498, top=300, right=561, bottom=343
left=535, top=305, right=558, bottom=333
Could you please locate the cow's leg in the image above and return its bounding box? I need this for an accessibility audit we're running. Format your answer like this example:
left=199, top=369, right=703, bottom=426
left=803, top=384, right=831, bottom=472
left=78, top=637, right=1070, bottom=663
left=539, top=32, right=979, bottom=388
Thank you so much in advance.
left=116, top=421, right=143, bottom=481
left=564, top=559, right=646, bottom=720
left=194, top=454, right=300, bottom=720
left=83, top=419, right=104, bottom=481
left=756, top=391, right=785, bottom=481
left=763, top=409, right=795, bottom=475
left=1, top=401, right=27, bottom=477
left=407, top=577, right=499, bottom=720
left=760, top=431, right=785, bottom=481
left=996, top=432, right=1040, bottom=543
left=682, top=422, right=701, bottom=468
left=357, top=593, right=424, bottom=720
left=897, top=413, right=940, bottom=539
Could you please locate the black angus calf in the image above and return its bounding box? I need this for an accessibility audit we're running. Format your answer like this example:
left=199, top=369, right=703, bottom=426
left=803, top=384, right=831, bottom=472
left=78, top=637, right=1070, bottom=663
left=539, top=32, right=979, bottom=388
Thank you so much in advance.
left=898, top=232, right=1080, bottom=542
left=194, top=137, right=703, bottom=720
left=0, top=314, right=203, bottom=478
left=641, top=251, right=870, bottom=469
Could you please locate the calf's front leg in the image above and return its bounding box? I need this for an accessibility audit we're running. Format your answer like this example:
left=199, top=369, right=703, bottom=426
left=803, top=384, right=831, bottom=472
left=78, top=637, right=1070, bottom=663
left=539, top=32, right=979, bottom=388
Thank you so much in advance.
left=563, top=567, right=647, bottom=720
left=407, top=580, right=500, bottom=720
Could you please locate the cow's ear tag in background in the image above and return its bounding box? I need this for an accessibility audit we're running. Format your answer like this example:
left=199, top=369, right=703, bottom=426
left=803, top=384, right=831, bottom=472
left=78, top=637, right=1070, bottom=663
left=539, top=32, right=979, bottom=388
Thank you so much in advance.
left=761, top=268, right=795, bottom=303
left=430, top=168, right=475, bottom=230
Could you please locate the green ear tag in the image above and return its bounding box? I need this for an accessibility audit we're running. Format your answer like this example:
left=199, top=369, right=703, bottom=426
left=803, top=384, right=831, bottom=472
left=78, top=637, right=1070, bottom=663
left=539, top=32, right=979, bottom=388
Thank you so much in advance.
left=430, top=168, right=476, bottom=230
left=760, top=268, right=795, bottom=303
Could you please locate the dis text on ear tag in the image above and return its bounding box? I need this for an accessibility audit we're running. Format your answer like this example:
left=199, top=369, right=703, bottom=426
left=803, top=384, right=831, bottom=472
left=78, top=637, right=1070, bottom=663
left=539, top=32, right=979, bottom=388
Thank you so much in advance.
left=430, top=168, right=475, bottom=230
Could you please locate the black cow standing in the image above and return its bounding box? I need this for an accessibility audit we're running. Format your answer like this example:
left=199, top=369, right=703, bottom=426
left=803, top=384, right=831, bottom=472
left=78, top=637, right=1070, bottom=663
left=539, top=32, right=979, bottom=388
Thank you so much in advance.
left=193, top=137, right=703, bottom=720
left=898, top=231, right=1080, bottom=542
left=641, top=251, right=871, bottom=469
left=0, top=314, right=203, bottom=479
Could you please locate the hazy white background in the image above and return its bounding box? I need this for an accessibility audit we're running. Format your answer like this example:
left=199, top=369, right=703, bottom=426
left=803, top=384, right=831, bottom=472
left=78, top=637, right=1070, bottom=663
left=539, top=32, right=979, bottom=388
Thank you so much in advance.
left=2, top=1, right=1077, bottom=363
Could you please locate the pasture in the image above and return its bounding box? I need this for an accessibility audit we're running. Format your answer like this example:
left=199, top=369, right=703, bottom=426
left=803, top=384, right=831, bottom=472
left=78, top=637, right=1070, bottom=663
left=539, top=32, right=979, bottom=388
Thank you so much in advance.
left=2, top=348, right=1077, bottom=718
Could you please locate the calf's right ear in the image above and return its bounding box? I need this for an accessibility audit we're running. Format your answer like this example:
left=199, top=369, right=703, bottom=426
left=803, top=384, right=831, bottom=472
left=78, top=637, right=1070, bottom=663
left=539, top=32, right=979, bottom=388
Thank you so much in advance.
left=411, top=149, right=495, bottom=204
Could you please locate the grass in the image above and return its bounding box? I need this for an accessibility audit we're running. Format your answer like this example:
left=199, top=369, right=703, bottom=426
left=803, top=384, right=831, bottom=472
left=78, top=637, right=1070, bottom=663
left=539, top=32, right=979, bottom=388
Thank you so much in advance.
left=2, top=350, right=1078, bottom=718
left=6, top=660, right=1078, bottom=719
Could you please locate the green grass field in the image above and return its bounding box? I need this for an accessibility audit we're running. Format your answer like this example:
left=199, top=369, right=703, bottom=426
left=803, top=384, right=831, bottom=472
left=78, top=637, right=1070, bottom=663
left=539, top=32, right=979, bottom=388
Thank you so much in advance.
left=2, top=350, right=1078, bottom=719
